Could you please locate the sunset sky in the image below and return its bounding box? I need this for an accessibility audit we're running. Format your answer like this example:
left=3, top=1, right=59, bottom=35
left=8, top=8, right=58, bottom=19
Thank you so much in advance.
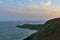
left=0, top=0, right=60, bottom=21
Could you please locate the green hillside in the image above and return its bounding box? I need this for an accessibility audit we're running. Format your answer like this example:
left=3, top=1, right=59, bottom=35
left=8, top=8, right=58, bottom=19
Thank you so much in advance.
left=23, top=18, right=60, bottom=40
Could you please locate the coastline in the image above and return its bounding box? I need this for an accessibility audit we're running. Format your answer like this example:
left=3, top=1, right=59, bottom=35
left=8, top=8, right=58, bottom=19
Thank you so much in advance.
left=16, top=24, right=43, bottom=30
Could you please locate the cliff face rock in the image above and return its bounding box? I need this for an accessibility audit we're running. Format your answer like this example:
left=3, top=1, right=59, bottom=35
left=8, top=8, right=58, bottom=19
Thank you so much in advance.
left=23, top=18, right=60, bottom=40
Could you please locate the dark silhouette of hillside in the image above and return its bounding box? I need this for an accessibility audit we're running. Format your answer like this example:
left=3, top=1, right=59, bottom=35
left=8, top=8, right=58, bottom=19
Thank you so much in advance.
left=16, top=24, right=43, bottom=30
left=23, top=18, right=60, bottom=40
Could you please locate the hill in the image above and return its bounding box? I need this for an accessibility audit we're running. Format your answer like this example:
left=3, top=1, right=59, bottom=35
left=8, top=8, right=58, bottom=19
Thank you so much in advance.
left=23, top=18, right=60, bottom=40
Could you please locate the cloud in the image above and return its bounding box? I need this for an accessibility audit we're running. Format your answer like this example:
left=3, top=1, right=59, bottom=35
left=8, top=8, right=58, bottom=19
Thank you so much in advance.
left=40, top=0, right=51, bottom=7
left=0, top=0, right=60, bottom=21
left=27, top=4, right=38, bottom=9
left=27, top=0, right=39, bottom=9
left=0, top=6, right=60, bottom=21
left=16, top=1, right=22, bottom=7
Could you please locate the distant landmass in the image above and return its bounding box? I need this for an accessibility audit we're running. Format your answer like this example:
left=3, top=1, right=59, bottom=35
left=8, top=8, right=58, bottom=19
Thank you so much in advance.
left=16, top=24, right=43, bottom=30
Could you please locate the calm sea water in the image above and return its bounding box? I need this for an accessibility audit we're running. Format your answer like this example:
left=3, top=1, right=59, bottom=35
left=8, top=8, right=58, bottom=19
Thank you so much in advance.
left=0, top=22, right=38, bottom=40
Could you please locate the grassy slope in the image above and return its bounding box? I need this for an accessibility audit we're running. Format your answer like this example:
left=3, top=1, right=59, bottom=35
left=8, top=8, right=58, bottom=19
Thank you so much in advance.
left=23, top=18, right=60, bottom=40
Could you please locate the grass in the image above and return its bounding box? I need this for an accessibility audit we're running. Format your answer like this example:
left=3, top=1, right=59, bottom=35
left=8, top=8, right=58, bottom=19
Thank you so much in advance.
left=23, top=18, right=60, bottom=40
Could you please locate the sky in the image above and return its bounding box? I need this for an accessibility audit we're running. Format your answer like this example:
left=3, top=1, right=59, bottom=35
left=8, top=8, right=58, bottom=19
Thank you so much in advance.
left=0, top=0, right=60, bottom=21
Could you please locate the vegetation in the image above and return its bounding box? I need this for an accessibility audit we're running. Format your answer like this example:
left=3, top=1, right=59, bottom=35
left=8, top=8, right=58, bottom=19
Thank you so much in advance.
left=16, top=24, right=43, bottom=30
left=23, top=18, right=60, bottom=40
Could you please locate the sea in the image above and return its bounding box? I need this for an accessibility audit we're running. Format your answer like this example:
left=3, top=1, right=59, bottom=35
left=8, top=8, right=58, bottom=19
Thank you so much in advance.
left=0, top=21, right=44, bottom=40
